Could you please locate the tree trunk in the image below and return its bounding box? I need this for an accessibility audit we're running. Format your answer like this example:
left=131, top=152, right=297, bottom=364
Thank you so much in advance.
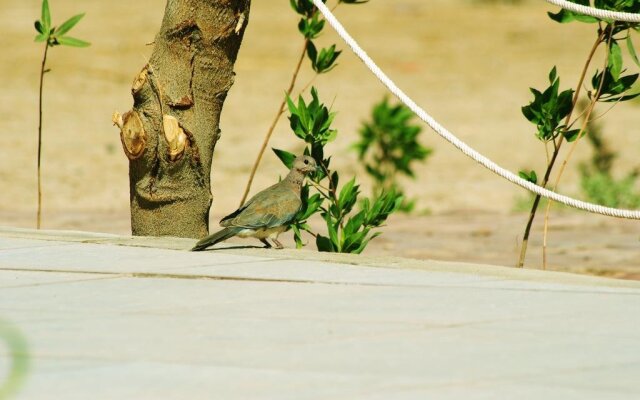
left=113, top=0, right=250, bottom=238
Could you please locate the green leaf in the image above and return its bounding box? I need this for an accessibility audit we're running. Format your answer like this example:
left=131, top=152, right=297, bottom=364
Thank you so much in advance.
left=521, top=104, right=537, bottom=123
left=557, top=89, right=575, bottom=119
left=272, top=148, right=296, bottom=169
left=548, top=66, right=557, bottom=83
left=608, top=40, right=623, bottom=81
left=290, top=0, right=317, bottom=17
left=306, top=41, right=318, bottom=71
left=298, top=193, right=323, bottom=220
left=547, top=0, right=599, bottom=24
left=55, top=13, right=85, bottom=36
left=41, top=0, right=51, bottom=32
left=600, top=92, right=640, bottom=102
left=337, top=177, right=359, bottom=213
left=315, top=234, right=334, bottom=252
left=548, top=11, right=599, bottom=24
left=563, top=129, right=583, bottom=142
left=286, top=93, right=298, bottom=116
left=627, top=35, right=640, bottom=68
left=325, top=212, right=340, bottom=251
left=298, top=15, right=325, bottom=39
left=56, top=36, right=90, bottom=47
left=342, top=228, right=368, bottom=254
left=292, top=225, right=304, bottom=249
left=315, top=45, right=341, bottom=73
left=34, top=20, right=44, bottom=34
left=34, top=33, right=47, bottom=42
left=518, top=170, right=538, bottom=184
left=355, top=232, right=380, bottom=254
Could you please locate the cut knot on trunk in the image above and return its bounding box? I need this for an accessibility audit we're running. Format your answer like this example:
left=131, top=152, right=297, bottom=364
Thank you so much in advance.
left=113, top=110, right=147, bottom=160
left=163, top=115, right=188, bottom=161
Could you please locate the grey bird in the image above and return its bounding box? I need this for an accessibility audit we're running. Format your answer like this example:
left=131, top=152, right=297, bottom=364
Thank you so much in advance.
left=192, top=155, right=317, bottom=251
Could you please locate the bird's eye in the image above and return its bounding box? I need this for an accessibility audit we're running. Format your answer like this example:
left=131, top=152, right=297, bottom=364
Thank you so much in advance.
left=304, top=159, right=309, bottom=165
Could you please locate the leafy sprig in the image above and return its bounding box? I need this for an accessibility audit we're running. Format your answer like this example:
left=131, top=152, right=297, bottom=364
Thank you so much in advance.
left=521, top=67, right=577, bottom=143
left=274, top=88, right=402, bottom=253
left=34, top=0, right=90, bottom=48
left=290, top=0, right=367, bottom=73
left=33, top=0, right=89, bottom=229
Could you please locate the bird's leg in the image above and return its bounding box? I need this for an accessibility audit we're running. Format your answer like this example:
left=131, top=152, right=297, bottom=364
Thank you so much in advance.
left=272, top=238, right=284, bottom=250
left=259, top=238, right=272, bottom=248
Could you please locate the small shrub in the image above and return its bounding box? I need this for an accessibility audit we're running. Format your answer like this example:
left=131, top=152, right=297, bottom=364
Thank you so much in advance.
left=578, top=101, right=640, bottom=208
left=273, top=88, right=403, bottom=254
left=354, top=97, right=432, bottom=212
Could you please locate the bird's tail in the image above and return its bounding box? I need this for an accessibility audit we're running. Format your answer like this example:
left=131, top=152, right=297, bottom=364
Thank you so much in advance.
left=191, top=227, right=240, bottom=251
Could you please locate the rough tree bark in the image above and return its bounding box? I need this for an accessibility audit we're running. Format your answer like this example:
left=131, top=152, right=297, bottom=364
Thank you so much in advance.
left=113, top=0, right=250, bottom=238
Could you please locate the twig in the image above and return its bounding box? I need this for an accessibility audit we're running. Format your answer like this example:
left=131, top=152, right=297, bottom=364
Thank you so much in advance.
left=299, top=74, right=318, bottom=94
left=588, top=93, right=625, bottom=123
left=239, top=39, right=309, bottom=206
left=517, top=30, right=605, bottom=268
left=37, top=43, right=49, bottom=229
left=307, top=179, right=332, bottom=201
left=541, top=24, right=614, bottom=269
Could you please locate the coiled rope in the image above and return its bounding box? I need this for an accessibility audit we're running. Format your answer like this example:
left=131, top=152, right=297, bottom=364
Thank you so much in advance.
left=311, top=0, right=640, bottom=219
left=545, top=0, right=640, bottom=23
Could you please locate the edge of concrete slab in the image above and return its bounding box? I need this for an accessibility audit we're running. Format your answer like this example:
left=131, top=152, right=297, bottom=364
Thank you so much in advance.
left=2, top=226, right=639, bottom=290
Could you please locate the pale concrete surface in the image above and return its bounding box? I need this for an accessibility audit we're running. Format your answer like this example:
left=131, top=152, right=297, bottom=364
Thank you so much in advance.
left=1, top=228, right=639, bottom=399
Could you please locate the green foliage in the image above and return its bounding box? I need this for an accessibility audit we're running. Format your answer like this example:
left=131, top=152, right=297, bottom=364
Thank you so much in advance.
left=548, top=0, right=640, bottom=28
left=580, top=169, right=640, bottom=208
left=518, top=170, right=538, bottom=185
left=34, top=0, right=90, bottom=47
left=520, top=20, right=640, bottom=187
left=522, top=67, right=577, bottom=142
left=589, top=67, right=639, bottom=102
left=276, top=0, right=398, bottom=254
left=285, top=87, right=336, bottom=183
left=307, top=42, right=341, bottom=73
left=290, top=0, right=320, bottom=18
left=297, top=14, right=325, bottom=39
left=548, top=0, right=600, bottom=24
left=316, top=184, right=401, bottom=254
left=0, top=320, right=30, bottom=399
left=290, top=0, right=366, bottom=74
left=274, top=89, right=402, bottom=253
left=578, top=105, right=640, bottom=208
left=286, top=87, right=337, bottom=146
left=354, top=97, right=432, bottom=212
left=626, top=35, right=640, bottom=68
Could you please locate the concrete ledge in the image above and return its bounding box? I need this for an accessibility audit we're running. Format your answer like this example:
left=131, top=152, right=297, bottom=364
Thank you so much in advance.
left=2, top=226, right=639, bottom=290
left=1, top=227, right=640, bottom=399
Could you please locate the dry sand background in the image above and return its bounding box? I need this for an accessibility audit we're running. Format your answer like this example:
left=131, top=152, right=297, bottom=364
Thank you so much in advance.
left=0, top=0, right=638, bottom=276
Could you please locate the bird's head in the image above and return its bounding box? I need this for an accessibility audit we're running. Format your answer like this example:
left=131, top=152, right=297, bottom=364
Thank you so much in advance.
left=293, top=155, right=318, bottom=175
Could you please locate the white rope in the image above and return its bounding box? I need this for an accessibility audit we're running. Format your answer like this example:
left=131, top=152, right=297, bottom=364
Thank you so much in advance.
left=545, top=0, right=640, bottom=23
left=312, top=0, right=640, bottom=219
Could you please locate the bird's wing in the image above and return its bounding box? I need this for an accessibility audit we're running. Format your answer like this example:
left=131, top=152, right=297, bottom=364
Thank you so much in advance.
left=223, top=184, right=301, bottom=229
left=219, top=182, right=274, bottom=226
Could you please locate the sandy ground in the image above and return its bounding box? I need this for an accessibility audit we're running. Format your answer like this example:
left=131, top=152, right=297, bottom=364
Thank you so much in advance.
left=0, top=0, right=638, bottom=276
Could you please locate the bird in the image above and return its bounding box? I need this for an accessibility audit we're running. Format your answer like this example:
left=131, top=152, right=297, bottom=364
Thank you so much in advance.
left=191, top=155, right=317, bottom=251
